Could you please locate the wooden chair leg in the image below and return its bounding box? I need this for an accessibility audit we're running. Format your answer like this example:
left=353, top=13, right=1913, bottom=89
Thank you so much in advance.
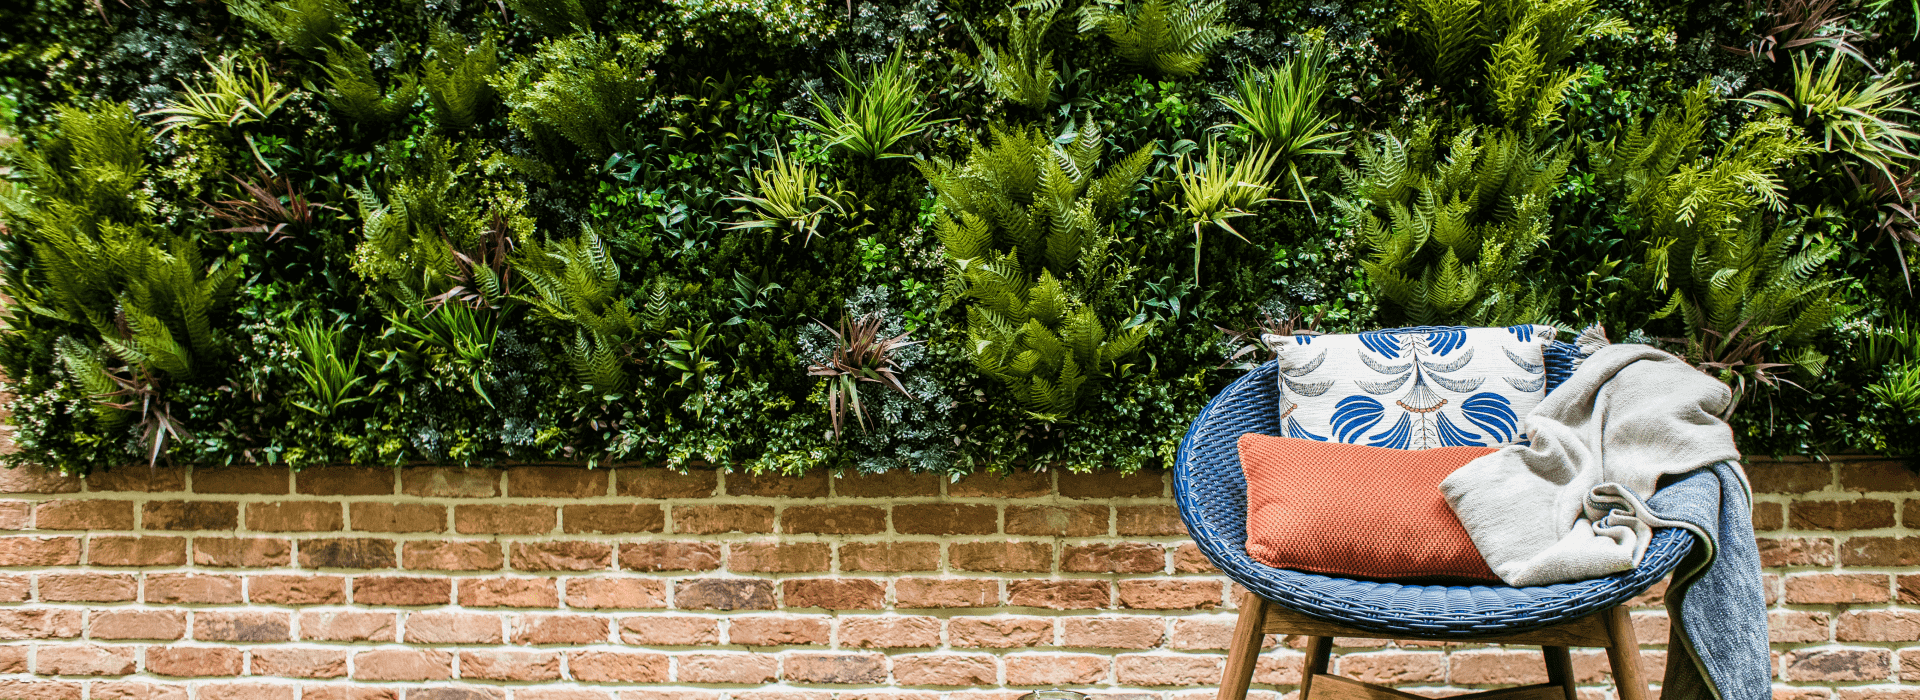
left=1299, top=635, right=1333, bottom=700
left=1602, top=606, right=1650, bottom=700
left=1543, top=646, right=1577, bottom=700
left=1218, top=590, right=1271, bottom=700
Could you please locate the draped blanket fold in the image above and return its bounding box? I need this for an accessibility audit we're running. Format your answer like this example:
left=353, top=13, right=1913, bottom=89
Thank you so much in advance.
left=1440, top=344, right=1767, bottom=700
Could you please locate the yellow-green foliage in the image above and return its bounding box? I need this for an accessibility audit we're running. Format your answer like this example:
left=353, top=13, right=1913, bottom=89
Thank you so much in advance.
left=918, top=124, right=1155, bottom=419
left=424, top=23, right=500, bottom=132
left=1080, top=0, right=1245, bottom=77
left=1337, top=123, right=1568, bottom=325
left=496, top=32, right=666, bottom=159
left=1408, top=0, right=1626, bottom=129
left=222, top=0, right=349, bottom=58
left=349, top=136, right=531, bottom=303
left=514, top=228, right=640, bottom=396
left=961, top=5, right=1061, bottom=110
left=321, top=38, right=420, bottom=127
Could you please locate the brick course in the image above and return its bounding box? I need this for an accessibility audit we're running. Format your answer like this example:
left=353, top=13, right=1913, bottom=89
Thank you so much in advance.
left=0, top=457, right=1897, bottom=697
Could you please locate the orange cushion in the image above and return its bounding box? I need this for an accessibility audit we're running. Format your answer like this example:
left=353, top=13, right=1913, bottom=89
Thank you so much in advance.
left=1239, top=433, right=1501, bottom=582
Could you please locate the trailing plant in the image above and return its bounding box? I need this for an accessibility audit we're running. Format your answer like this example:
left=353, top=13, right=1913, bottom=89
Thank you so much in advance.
left=791, top=47, right=951, bottom=160
left=1079, top=0, right=1244, bottom=77
left=918, top=124, right=1156, bottom=419
left=423, top=23, right=500, bottom=132
left=807, top=313, right=919, bottom=439
left=1174, top=141, right=1279, bottom=283
left=1214, top=39, right=1346, bottom=215
left=725, top=148, right=847, bottom=245
left=961, top=5, right=1061, bottom=110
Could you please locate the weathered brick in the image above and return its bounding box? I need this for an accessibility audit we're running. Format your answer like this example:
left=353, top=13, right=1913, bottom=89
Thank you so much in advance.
left=0, top=574, right=23, bottom=602
left=1794, top=499, right=1896, bottom=530
left=1116, top=505, right=1187, bottom=536
left=1008, top=579, right=1108, bottom=609
left=1173, top=542, right=1218, bottom=573
left=193, top=611, right=290, bottom=642
left=1784, top=573, right=1890, bottom=604
left=38, top=573, right=135, bottom=602
left=839, top=615, right=940, bottom=648
left=1451, top=649, right=1549, bottom=685
left=1006, top=504, right=1108, bottom=536
left=1838, top=610, right=1920, bottom=642
left=249, top=574, right=347, bottom=605
left=951, top=540, right=1051, bottom=572
left=459, top=577, right=560, bottom=608
left=400, top=467, right=499, bottom=498
left=782, top=505, right=886, bottom=534
left=1749, top=460, right=1830, bottom=493
left=1168, top=616, right=1249, bottom=650
left=509, top=614, right=608, bottom=645
left=1004, top=653, right=1109, bottom=685
left=88, top=610, right=185, bottom=640
left=832, top=470, right=941, bottom=497
left=784, top=578, right=885, bottom=610
left=727, top=470, right=828, bottom=498
left=1343, top=651, right=1447, bottom=685
left=1059, top=469, right=1163, bottom=498
left=1841, top=460, right=1920, bottom=492
left=0, top=536, right=80, bottom=566
left=352, top=649, right=452, bottom=681
left=0, top=501, right=27, bottom=530
left=1844, top=537, right=1920, bottom=566
left=949, top=470, right=1050, bottom=498
left=1769, top=610, right=1830, bottom=643
left=673, top=504, right=774, bottom=534
left=615, top=467, right=717, bottom=498
left=950, top=616, right=1052, bottom=648
left=142, top=501, right=238, bottom=530
left=33, top=499, right=134, bottom=530
left=728, top=615, right=831, bottom=646
left=0, top=680, right=81, bottom=700
left=1752, top=501, right=1784, bottom=530
left=618, top=541, right=721, bottom=572
left=895, top=504, right=998, bottom=535
left=893, top=653, right=997, bottom=686
left=403, top=612, right=502, bottom=643
left=564, top=577, right=665, bottom=609
left=84, top=682, right=189, bottom=700
left=453, top=504, right=554, bottom=535
left=840, top=542, right=940, bottom=572
left=567, top=651, right=668, bottom=682
left=198, top=684, right=293, bottom=700
left=674, top=578, right=776, bottom=610
left=298, top=611, right=397, bottom=642
left=1759, top=537, right=1838, bottom=567
left=784, top=652, right=887, bottom=684
left=350, top=503, right=445, bottom=533
left=897, top=578, right=999, bottom=608
left=84, top=466, right=184, bottom=493
left=1115, top=653, right=1223, bottom=686
left=1782, top=648, right=1890, bottom=682
left=1118, top=579, right=1223, bottom=609
left=0, top=609, right=81, bottom=640
left=730, top=541, right=830, bottom=573
left=562, top=504, right=665, bottom=534
left=1063, top=543, right=1165, bottom=573
left=147, top=647, right=241, bottom=677
left=1062, top=616, right=1165, bottom=649
left=677, top=653, right=778, bottom=684
left=88, top=535, right=186, bottom=566
left=511, top=541, right=613, bottom=571
left=353, top=576, right=452, bottom=606
left=298, top=538, right=396, bottom=569
left=296, top=466, right=394, bottom=496
left=459, top=650, right=560, bottom=681
left=507, top=466, right=608, bottom=498
left=245, top=501, right=343, bottom=531
left=193, top=538, right=290, bottom=567
left=402, top=540, right=503, bottom=571
left=144, top=573, right=242, bottom=604
left=191, top=466, right=290, bottom=494
left=618, top=616, right=717, bottom=646
left=249, top=647, right=347, bottom=678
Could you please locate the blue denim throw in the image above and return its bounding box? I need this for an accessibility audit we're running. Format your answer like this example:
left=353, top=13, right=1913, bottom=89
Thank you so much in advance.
left=1644, top=463, right=1769, bottom=700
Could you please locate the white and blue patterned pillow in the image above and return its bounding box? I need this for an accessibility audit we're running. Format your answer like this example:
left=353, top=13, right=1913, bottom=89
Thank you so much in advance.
left=1266, top=326, right=1557, bottom=450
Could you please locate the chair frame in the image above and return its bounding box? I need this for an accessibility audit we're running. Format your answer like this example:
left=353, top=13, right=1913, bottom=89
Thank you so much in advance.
left=1217, top=589, right=1649, bottom=700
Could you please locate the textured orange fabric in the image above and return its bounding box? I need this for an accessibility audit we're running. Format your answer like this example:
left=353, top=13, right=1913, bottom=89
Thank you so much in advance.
left=1239, top=433, right=1502, bottom=582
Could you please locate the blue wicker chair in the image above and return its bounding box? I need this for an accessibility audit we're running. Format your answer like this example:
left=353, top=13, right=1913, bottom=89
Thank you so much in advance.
left=1175, top=331, right=1695, bottom=700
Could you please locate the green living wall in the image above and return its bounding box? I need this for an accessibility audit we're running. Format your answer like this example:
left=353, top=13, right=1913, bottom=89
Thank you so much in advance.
left=0, top=0, right=1916, bottom=475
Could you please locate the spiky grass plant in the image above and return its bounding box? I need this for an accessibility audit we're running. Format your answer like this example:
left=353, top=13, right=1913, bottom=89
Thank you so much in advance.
left=792, top=46, right=951, bottom=160
left=1081, top=0, right=1244, bottom=77
left=385, top=294, right=499, bottom=406
left=287, top=319, right=372, bottom=417
left=1741, top=50, right=1919, bottom=184
left=725, top=149, right=846, bottom=245
left=1174, top=141, right=1279, bottom=283
left=1215, top=39, right=1345, bottom=217
left=148, top=55, right=293, bottom=136
left=807, top=314, right=919, bottom=439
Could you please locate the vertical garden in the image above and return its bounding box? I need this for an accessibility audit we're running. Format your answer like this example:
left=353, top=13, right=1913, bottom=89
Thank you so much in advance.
left=0, top=0, right=1914, bottom=475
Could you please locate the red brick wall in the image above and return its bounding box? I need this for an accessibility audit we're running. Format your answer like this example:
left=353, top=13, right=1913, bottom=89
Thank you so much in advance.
left=0, top=457, right=1904, bottom=700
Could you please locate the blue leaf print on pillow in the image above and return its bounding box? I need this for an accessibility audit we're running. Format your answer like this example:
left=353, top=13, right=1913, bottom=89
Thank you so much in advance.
left=1425, top=329, right=1467, bottom=355
left=1505, top=324, right=1535, bottom=342
left=1331, top=395, right=1385, bottom=443
left=1461, top=392, right=1520, bottom=444
left=1285, top=417, right=1328, bottom=441
left=1358, top=331, right=1402, bottom=359
left=1367, top=413, right=1413, bottom=449
left=1435, top=412, right=1485, bottom=447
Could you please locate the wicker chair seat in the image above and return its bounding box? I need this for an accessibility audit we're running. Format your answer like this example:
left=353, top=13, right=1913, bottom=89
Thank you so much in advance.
left=1173, top=330, right=1694, bottom=638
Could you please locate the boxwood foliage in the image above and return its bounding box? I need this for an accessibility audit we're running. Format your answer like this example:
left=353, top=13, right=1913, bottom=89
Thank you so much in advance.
left=0, top=0, right=1914, bottom=477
